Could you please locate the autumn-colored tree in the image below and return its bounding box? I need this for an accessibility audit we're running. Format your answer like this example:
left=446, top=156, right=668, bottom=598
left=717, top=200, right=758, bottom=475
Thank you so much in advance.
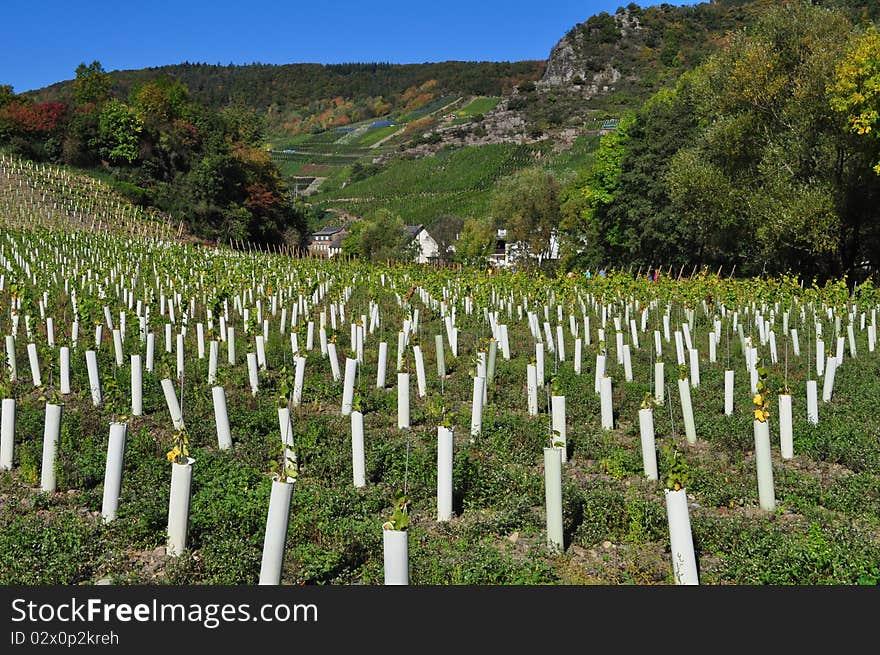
left=830, top=26, right=880, bottom=174
left=131, top=76, right=190, bottom=126
left=0, top=102, right=67, bottom=135
left=0, top=88, right=69, bottom=161
left=0, top=61, right=310, bottom=248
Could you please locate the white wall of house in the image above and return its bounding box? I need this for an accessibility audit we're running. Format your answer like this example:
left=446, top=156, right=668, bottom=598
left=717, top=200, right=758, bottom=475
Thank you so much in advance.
left=414, top=229, right=440, bottom=263
left=491, top=228, right=560, bottom=268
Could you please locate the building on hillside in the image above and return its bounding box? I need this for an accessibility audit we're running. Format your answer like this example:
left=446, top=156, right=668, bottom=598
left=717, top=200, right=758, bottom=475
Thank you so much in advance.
left=488, top=228, right=509, bottom=267
left=405, top=224, right=440, bottom=264
left=308, top=225, right=347, bottom=258
left=489, top=228, right=560, bottom=268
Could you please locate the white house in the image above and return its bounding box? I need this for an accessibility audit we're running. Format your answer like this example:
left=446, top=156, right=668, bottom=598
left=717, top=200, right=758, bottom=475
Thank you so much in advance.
left=490, top=227, right=560, bottom=268
left=405, top=224, right=440, bottom=264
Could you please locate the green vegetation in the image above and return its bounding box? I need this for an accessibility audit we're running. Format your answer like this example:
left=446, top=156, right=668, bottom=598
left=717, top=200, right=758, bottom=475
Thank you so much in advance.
left=30, top=62, right=544, bottom=138
left=450, top=96, right=501, bottom=125
left=3, top=0, right=879, bottom=280
left=1, top=64, right=309, bottom=248
left=341, top=208, right=419, bottom=262
left=357, top=124, right=400, bottom=147
left=0, top=8, right=878, bottom=592
left=489, top=167, right=561, bottom=268
left=312, top=143, right=547, bottom=226
left=457, top=96, right=501, bottom=117
left=396, top=95, right=465, bottom=124
left=561, top=3, right=880, bottom=282
left=546, top=133, right=600, bottom=178
left=0, top=152, right=177, bottom=238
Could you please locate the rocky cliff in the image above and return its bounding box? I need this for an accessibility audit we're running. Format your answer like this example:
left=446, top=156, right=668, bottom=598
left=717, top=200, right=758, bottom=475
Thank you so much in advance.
left=541, top=9, right=639, bottom=89
left=383, top=2, right=766, bottom=160
left=538, top=2, right=756, bottom=102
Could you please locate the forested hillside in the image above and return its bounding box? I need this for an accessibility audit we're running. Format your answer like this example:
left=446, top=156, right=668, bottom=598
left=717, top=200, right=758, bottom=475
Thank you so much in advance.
left=2, top=0, right=878, bottom=280
left=1, top=66, right=311, bottom=247
left=559, top=2, right=880, bottom=281
left=30, top=61, right=546, bottom=137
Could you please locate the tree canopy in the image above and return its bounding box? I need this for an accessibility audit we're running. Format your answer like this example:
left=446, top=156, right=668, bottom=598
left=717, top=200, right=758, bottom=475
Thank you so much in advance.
left=490, top=167, right=561, bottom=269
left=0, top=63, right=308, bottom=249
left=561, top=3, right=880, bottom=281
left=342, top=209, right=417, bottom=263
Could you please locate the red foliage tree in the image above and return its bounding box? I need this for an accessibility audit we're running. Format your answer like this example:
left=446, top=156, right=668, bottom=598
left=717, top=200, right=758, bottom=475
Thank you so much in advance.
left=0, top=102, right=67, bottom=134
left=244, top=182, right=279, bottom=214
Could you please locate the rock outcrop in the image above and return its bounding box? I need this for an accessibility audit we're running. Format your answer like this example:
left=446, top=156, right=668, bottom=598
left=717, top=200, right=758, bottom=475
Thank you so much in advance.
left=540, top=8, right=638, bottom=91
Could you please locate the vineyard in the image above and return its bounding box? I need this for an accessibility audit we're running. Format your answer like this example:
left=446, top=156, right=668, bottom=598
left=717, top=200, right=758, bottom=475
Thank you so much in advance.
left=396, top=95, right=463, bottom=124
left=270, top=96, right=467, bottom=156
left=311, top=142, right=552, bottom=225
left=0, top=154, right=179, bottom=241
left=358, top=124, right=402, bottom=148
left=265, top=92, right=605, bottom=228
left=1, top=183, right=879, bottom=585
left=450, top=96, right=502, bottom=124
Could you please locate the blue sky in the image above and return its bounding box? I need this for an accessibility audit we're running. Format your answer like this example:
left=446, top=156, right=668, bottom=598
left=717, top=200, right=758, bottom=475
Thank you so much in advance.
left=3, top=1, right=699, bottom=93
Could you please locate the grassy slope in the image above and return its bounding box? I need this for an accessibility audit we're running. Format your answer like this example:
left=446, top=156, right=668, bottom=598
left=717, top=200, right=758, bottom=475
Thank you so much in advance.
left=449, top=96, right=502, bottom=125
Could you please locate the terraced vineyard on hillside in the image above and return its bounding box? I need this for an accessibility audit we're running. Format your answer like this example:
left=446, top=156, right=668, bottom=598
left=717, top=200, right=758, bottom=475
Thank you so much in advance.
left=0, top=154, right=179, bottom=240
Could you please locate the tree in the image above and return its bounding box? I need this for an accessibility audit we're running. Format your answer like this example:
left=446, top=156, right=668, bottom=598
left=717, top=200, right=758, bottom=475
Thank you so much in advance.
left=349, top=209, right=415, bottom=262
left=131, top=76, right=190, bottom=125
left=584, top=2, right=880, bottom=280
left=0, top=85, right=15, bottom=109
left=341, top=221, right=366, bottom=258
left=560, top=112, right=633, bottom=270
left=0, top=100, right=67, bottom=137
left=664, top=146, right=743, bottom=269
left=603, top=79, right=701, bottom=271
left=454, top=215, right=496, bottom=265
left=830, top=26, right=880, bottom=174
left=62, top=62, right=112, bottom=167
left=0, top=90, right=68, bottom=161
left=62, top=107, right=100, bottom=167
left=583, top=12, right=621, bottom=45
left=490, top=167, right=561, bottom=268
left=220, top=99, right=266, bottom=147
left=2, top=62, right=311, bottom=249
left=666, top=3, right=874, bottom=278
left=94, top=99, right=143, bottom=164
left=72, top=61, right=111, bottom=107
left=216, top=205, right=250, bottom=246
left=429, top=214, right=464, bottom=263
